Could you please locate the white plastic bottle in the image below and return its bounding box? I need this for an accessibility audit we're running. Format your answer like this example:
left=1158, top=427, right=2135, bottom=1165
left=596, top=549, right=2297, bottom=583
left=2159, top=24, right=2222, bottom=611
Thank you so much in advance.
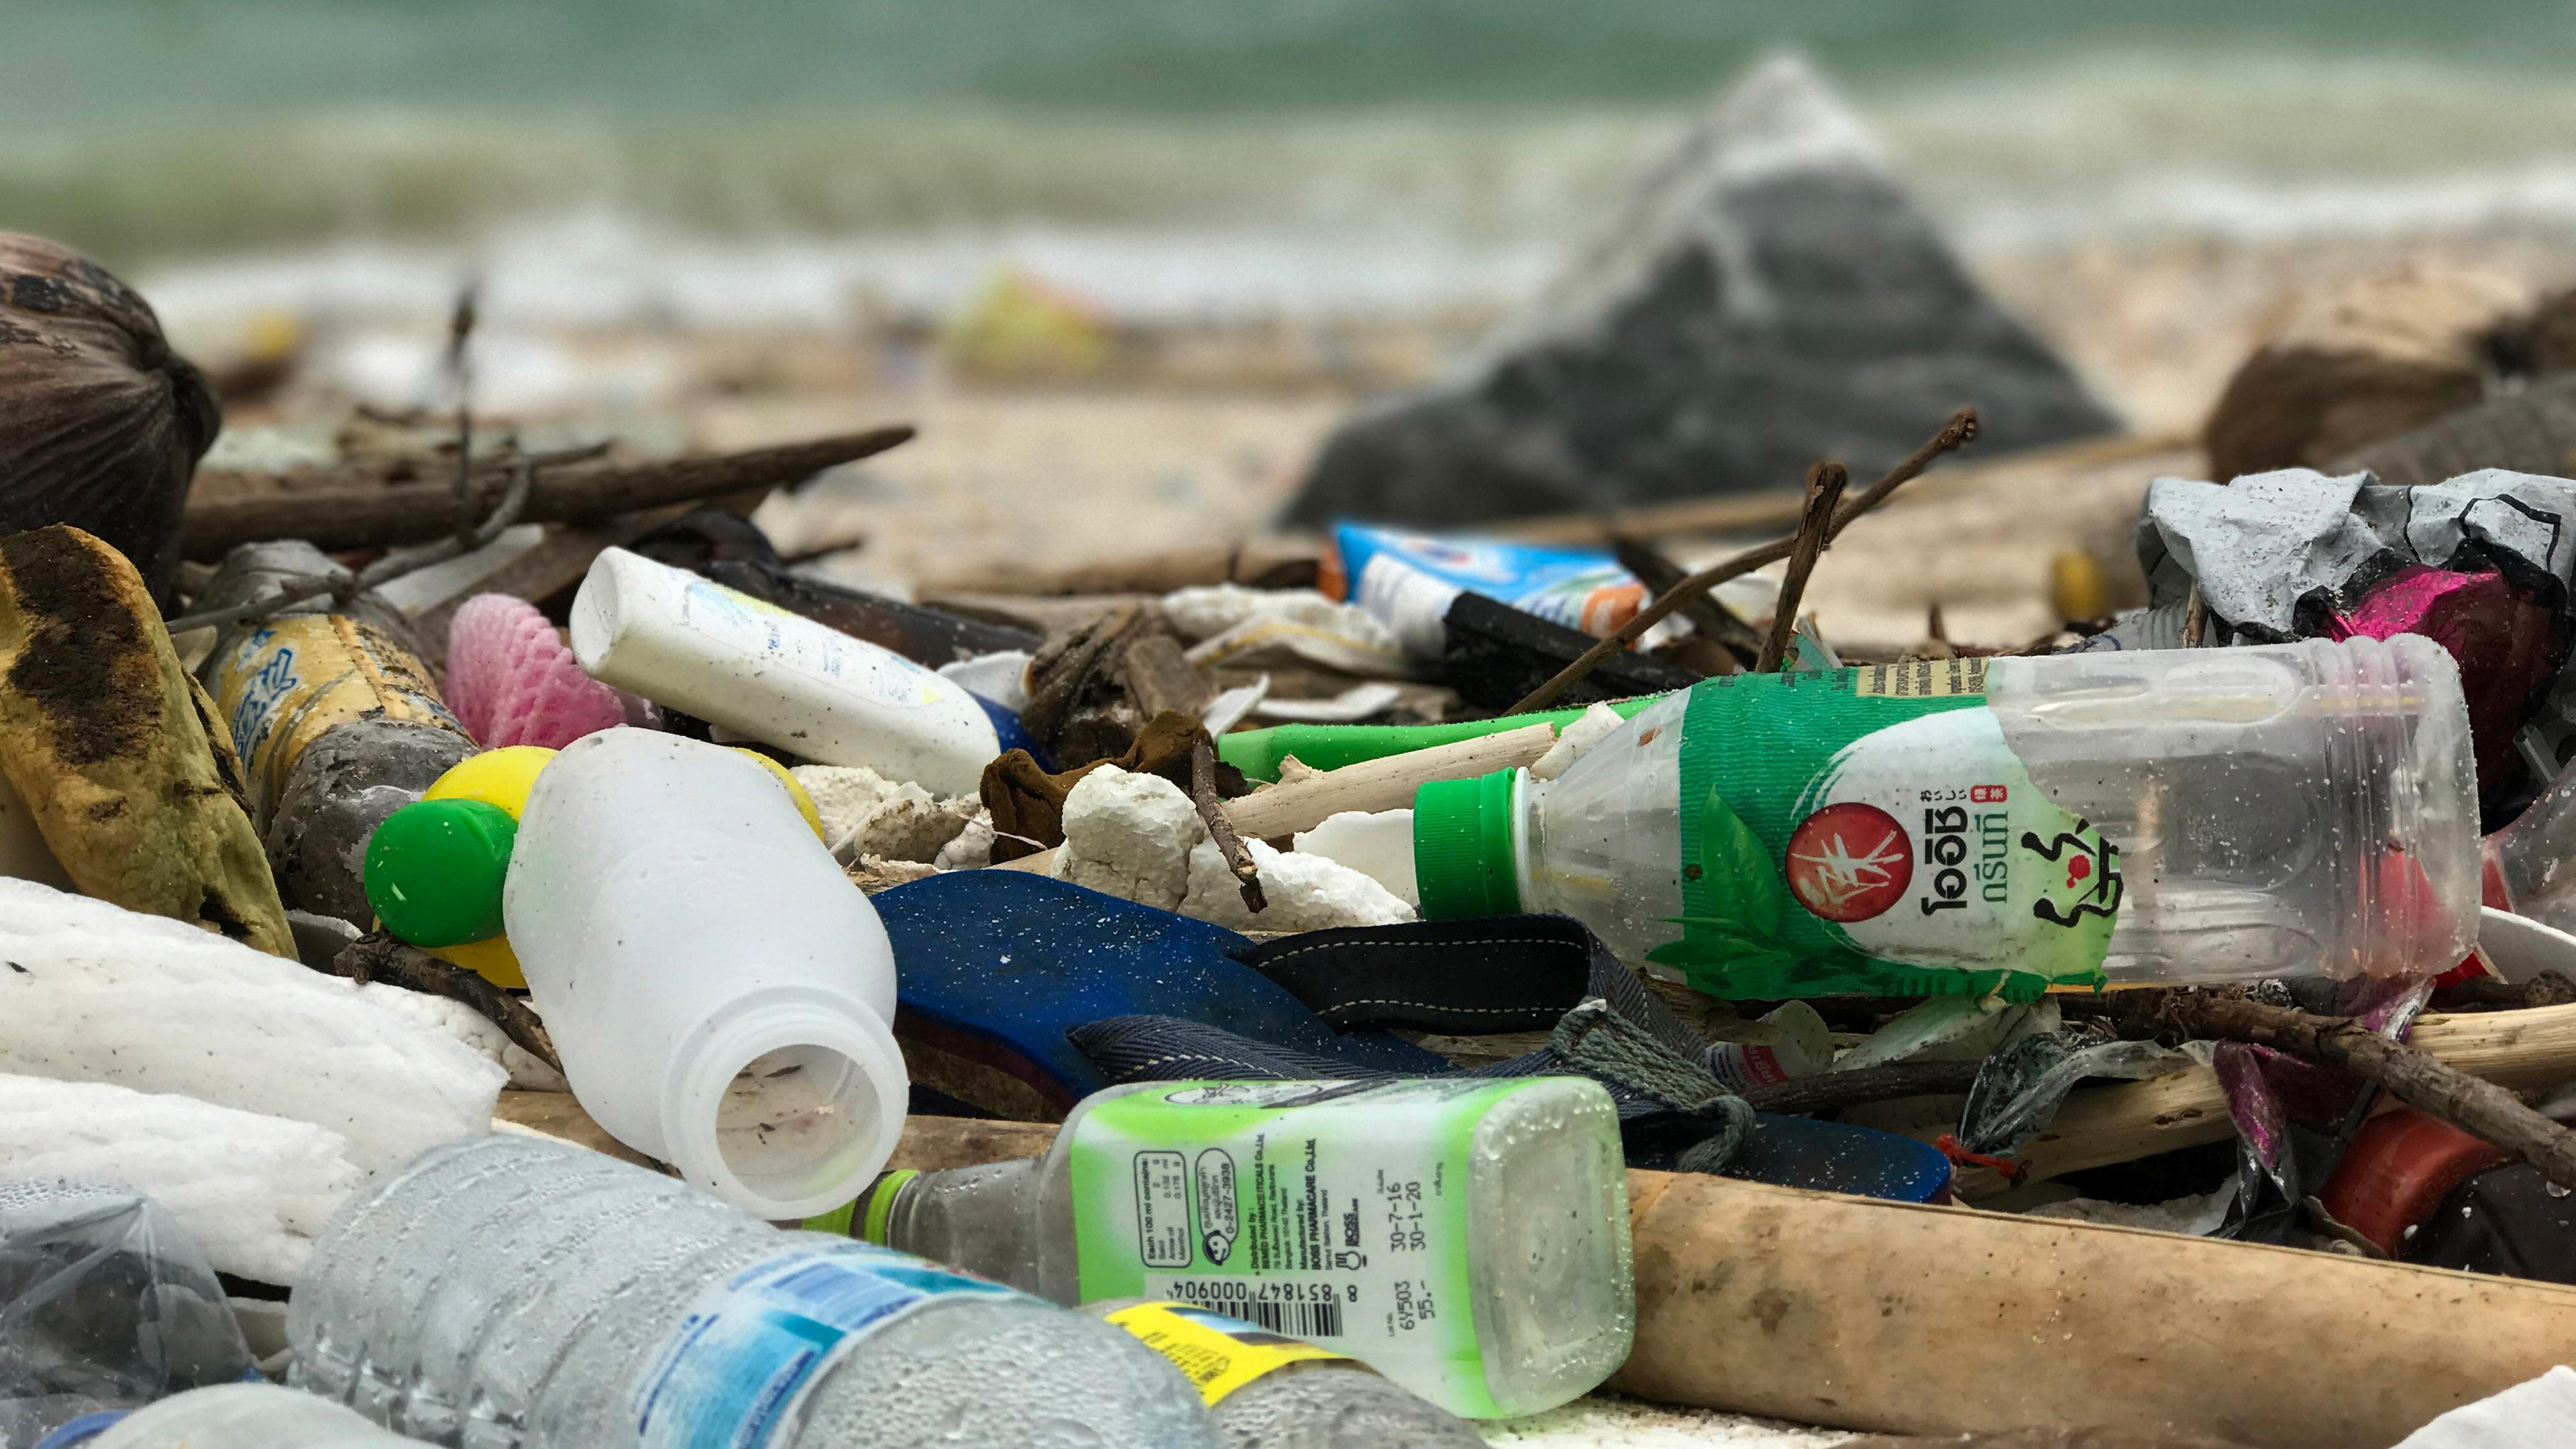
left=1412, top=637, right=2479, bottom=994
left=286, top=1135, right=1222, bottom=1449
left=503, top=728, right=908, bottom=1219
left=571, top=547, right=1006, bottom=794
left=1083, top=1299, right=1486, bottom=1448
left=853, top=1077, right=1633, bottom=1420
left=80, top=1383, right=427, bottom=1448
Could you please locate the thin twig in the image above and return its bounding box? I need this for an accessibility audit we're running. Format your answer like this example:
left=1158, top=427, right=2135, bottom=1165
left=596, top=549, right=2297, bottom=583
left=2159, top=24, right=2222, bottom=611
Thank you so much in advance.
left=1610, top=534, right=1760, bottom=665
left=2163, top=994, right=2576, bottom=1192
left=446, top=282, right=479, bottom=501
left=2182, top=582, right=2209, bottom=647
left=1192, top=731, right=1267, bottom=913
left=1506, top=408, right=1979, bottom=712
left=326, top=930, right=560, bottom=1073
left=1754, top=462, right=1847, bottom=672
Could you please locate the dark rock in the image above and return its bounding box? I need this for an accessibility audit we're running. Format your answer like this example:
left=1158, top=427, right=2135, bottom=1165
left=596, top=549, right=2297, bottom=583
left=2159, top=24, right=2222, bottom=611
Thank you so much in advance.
left=1285, top=57, right=2117, bottom=529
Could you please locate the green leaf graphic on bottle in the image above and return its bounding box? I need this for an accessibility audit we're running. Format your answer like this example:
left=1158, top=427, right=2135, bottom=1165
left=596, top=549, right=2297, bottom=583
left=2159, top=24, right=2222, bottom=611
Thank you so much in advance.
left=1651, top=786, right=1795, bottom=984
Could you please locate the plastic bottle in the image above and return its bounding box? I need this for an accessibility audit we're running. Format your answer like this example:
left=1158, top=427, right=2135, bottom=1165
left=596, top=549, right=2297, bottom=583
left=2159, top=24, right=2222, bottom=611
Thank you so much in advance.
left=195, top=541, right=476, bottom=922
left=2480, top=754, right=2576, bottom=934
left=570, top=547, right=1024, bottom=795
left=852, top=1077, right=1633, bottom=1419
left=498, top=727, right=907, bottom=1218
left=1083, top=1299, right=1485, bottom=1448
left=1413, top=639, right=2479, bottom=997
left=66, top=1383, right=427, bottom=1448
left=284, top=1134, right=1222, bottom=1449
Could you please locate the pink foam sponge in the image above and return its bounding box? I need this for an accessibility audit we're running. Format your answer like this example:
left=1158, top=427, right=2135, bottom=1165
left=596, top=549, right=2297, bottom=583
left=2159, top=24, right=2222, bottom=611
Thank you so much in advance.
left=445, top=593, right=628, bottom=749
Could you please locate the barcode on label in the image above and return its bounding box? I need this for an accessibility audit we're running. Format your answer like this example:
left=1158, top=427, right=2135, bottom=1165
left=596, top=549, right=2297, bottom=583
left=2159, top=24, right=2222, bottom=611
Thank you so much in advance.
left=1179, top=1293, right=1344, bottom=1340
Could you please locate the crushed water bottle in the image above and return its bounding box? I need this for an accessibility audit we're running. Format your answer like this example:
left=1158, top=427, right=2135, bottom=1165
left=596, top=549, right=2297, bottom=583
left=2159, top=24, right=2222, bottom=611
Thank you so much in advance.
left=284, top=1134, right=1221, bottom=1449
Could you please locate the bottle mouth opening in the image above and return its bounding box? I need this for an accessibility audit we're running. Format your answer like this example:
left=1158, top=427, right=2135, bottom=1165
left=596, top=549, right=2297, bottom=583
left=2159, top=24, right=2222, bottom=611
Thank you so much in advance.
left=665, top=1004, right=906, bottom=1221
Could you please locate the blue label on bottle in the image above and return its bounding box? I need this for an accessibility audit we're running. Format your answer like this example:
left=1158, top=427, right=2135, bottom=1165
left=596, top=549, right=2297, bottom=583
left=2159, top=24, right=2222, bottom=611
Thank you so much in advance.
left=629, top=1241, right=1018, bottom=1448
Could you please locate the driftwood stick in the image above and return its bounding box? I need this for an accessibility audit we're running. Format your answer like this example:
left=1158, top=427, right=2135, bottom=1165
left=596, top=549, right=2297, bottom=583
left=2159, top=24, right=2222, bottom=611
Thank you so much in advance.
left=2163, top=994, right=2576, bottom=1191
left=1505, top=409, right=1978, bottom=712
left=1611, top=533, right=1758, bottom=668
left=1192, top=732, right=1267, bottom=912
left=327, top=930, right=561, bottom=1073
left=1754, top=461, right=1848, bottom=672
left=182, top=425, right=916, bottom=556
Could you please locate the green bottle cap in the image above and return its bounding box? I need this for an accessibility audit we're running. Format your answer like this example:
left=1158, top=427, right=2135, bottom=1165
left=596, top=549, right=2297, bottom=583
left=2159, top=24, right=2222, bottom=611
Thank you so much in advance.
left=364, top=798, right=517, bottom=948
left=1411, top=768, right=1523, bottom=920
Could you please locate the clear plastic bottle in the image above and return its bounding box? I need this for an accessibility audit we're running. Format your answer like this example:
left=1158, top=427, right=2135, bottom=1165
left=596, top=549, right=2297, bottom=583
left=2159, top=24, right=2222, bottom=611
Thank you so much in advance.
left=284, top=1134, right=1222, bottom=1449
left=1082, top=1299, right=1485, bottom=1448
left=78, top=1383, right=428, bottom=1448
left=1413, top=638, right=2477, bottom=994
left=855, top=1077, right=1631, bottom=1420
left=2483, top=755, right=2576, bottom=934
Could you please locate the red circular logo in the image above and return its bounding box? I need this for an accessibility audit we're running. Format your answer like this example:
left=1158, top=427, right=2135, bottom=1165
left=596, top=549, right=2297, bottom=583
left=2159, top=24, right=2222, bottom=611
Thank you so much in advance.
left=1784, top=803, right=1913, bottom=922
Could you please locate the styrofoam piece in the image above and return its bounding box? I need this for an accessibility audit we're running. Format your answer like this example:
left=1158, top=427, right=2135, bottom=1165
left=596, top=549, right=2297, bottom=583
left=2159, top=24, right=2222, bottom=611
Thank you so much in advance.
left=1293, top=809, right=1419, bottom=909
left=357, top=985, right=568, bottom=1093
left=0, top=1071, right=360, bottom=1284
left=2396, top=1365, right=2576, bottom=1448
left=1053, top=765, right=1201, bottom=912
left=0, top=879, right=504, bottom=1173
left=1530, top=702, right=1627, bottom=781
left=2475, top=905, right=2576, bottom=986
left=1181, top=839, right=1415, bottom=931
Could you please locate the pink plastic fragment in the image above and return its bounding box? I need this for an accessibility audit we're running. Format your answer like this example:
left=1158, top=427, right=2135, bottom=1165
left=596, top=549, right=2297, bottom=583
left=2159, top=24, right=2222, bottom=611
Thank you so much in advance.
left=2328, top=566, right=2563, bottom=800
left=444, top=593, right=627, bottom=748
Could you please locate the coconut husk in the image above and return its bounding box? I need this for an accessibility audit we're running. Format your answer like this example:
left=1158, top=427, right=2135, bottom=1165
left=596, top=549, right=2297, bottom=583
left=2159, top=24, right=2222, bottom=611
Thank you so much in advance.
left=0, top=235, right=219, bottom=603
left=0, top=525, right=291, bottom=955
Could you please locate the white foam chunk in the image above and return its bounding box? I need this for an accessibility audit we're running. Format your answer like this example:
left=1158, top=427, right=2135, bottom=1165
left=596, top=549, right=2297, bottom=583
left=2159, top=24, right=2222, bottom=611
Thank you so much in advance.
left=0, top=1071, right=360, bottom=1284
left=1054, top=765, right=1201, bottom=911
left=1293, top=809, right=1419, bottom=909
left=358, top=984, right=568, bottom=1092
left=0, top=879, right=504, bottom=1173
left=1183, top=839, right=1415, bottom=931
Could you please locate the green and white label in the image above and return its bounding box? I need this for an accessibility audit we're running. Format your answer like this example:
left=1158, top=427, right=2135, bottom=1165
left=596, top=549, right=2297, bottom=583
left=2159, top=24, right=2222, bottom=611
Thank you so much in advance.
left=1066, top=1079, right=1508, bottom=1419
left=1653, top=660, right=2119, bottom=1000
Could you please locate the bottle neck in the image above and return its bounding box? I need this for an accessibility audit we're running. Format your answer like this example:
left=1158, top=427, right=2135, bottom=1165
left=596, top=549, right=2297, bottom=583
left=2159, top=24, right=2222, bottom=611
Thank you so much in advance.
left=851, top=1157, right=1047, bottom=1287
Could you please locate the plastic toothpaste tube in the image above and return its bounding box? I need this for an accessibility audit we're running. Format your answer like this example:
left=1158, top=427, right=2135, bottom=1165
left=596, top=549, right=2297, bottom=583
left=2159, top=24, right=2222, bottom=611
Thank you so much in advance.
left=1322, top=523, right=1658, bottom=657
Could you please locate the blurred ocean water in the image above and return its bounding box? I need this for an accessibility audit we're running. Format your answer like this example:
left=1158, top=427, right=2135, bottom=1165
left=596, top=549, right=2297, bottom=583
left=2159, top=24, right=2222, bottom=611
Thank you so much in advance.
left=21, top=0, right=2576, bottom=323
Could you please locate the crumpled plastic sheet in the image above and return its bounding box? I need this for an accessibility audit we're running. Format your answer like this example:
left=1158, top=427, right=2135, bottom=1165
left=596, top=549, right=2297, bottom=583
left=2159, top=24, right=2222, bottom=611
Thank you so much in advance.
left=0, top=1181, right=254, bottom=1447
left=2071, top=467, right=2576, bottom=797
left=2192, top=974, right=2434, bottom=1242
left=1953, top=1028, right=2192, bottom=1159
